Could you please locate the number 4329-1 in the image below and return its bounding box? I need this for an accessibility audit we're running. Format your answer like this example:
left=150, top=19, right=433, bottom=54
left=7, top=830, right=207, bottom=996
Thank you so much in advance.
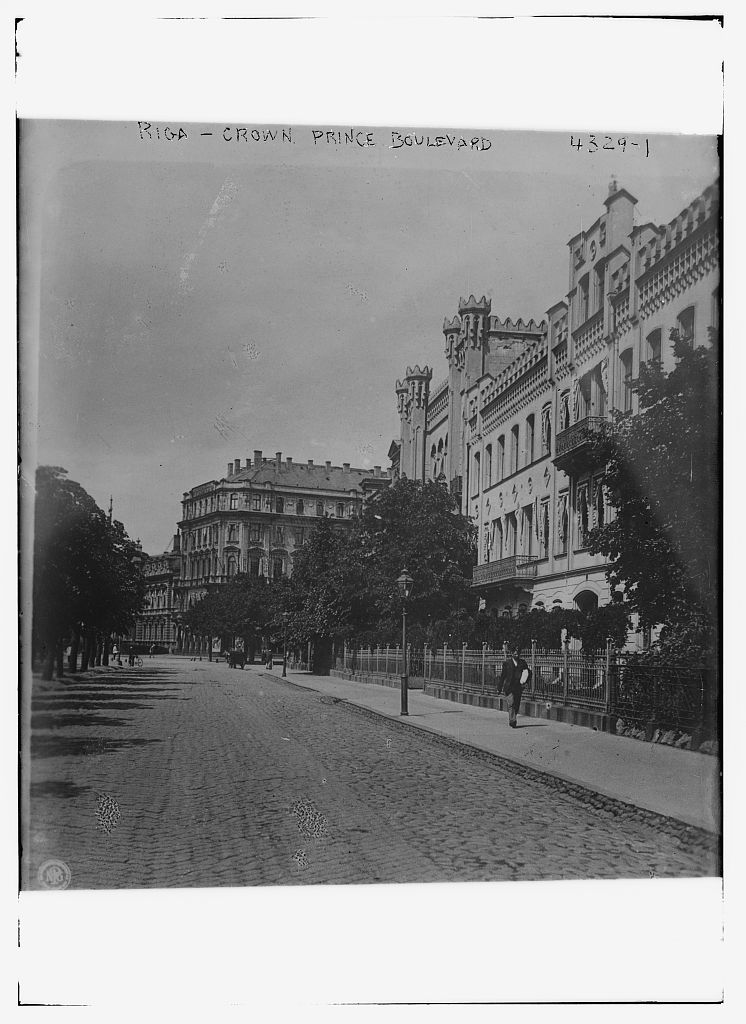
left=570, top=135, right=650, bottom=157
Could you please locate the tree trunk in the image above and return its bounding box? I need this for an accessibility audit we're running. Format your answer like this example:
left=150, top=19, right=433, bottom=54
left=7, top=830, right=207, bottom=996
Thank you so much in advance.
left=55, top=641, right=65, bottom=680
left=94, top=634, right=103, bottom=666
left=102, top=635, right=110, bottom=666
left=68, top=628, right=80, bottom=672
left=41, top=640, right=55, bottom=681
left=80, top=630, right=91, bottom=672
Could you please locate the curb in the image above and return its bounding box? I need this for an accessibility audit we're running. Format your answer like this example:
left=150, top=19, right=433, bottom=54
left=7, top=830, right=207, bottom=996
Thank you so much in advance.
left=266, top=669, right=720, bottom=855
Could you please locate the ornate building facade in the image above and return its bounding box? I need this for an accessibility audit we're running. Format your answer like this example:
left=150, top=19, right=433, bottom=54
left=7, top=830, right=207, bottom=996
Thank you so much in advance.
left=135, top=548, right=180, bottom=650
left=395, top=179, right=720, bottom=625
left=171, top=450, right=390, bottom=649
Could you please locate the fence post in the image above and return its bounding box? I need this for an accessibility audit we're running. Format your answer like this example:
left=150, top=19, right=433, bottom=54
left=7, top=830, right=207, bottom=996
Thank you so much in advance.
left=343, top=640, right=347, bottom=671
left=481, top=643, right=487, bottom=694
left=530, top=639, right=536, bottom=696
left=396, top=645, right=400, bottom=676
left=605, top=637, right=613, bottom=714
left=443, top=643, right=447, bottom=682
left=461, top=643, right=467, bottom=691
left=424, top=644, right=429, bottom=681
left=563, top=639, right=569, bottom=703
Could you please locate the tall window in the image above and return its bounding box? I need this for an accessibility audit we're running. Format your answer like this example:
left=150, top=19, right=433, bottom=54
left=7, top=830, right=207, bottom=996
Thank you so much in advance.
left=510, top=425, right=519, bottom=474
left=227, top=524, right=238, bottom=543
left=525, top=415, right=535, bottom=466
left=471, top=450, right=481, bottom=496
left=249, top=524, right=261, bottom=542
left=316, top=501, right=324, bottom=517
left=541, top=405, right=552, bottom=455
left=540, top=498, right=550, bottom=557
left=493, top=520, right=503, bottom=561
left=484, top=445, right=492, bottom=488
left=559, top=393, right=571, bottom=431
left=272, top=558, right=284, bottom=579
left=579, top=274, right=590, bottom=323
left=557, top=492, right=569, bottom=556
left=227, top=556, right=237, bottom=577
left=230, top=493, right=238, bottom=510
left=619, top=349, right=634, bottom=413
left=252, top=494, right=260, bottom=510
left=336, top=502, right=345, bottom=518
left=522, top=504, right=533, bottom=555
left=593, top=478, right=606, bottom=528
left=296, top=498, right=304, bottom=515
left=248, top=555, right=261, bottom=577
left=677, top=305, right=695, bottom=347
left=646, top=328, right=662, bottom=365
left=576, top=483, right=590, bottom=548
left=276, top=496, right=284, bottom=514
left=506, top=512, right=518, bottom=556
left=593, top=263, right=605, bottom=313
left=496, top=436, right=505, bottom=480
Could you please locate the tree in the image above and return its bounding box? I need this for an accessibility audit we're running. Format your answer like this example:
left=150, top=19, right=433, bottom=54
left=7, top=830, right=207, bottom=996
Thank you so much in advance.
left=288, top=479, right=477, bottom=649
left=32, top=466, right=145, bottom=679
left=587, top=331, right=719, bottom=657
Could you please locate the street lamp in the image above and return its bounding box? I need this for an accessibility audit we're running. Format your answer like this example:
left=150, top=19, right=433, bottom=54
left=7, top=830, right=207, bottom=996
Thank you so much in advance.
left=282, top=611, right=290, bottom=678
left=396, top=568, right=414, bottom=716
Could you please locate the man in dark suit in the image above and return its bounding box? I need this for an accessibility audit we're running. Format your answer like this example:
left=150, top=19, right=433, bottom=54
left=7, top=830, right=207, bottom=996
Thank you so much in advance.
left=499, top=646, right=530, bottom=728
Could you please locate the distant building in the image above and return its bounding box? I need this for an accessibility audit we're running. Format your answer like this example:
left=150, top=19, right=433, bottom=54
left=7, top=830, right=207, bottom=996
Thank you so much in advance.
left=135, top=548, right=180, bottom=650
left=395, top=179, right=720, bottom=633
left=170, top=450, right=391, bottom=652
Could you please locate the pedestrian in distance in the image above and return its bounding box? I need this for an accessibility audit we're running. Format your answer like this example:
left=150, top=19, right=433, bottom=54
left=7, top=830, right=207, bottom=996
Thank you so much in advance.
left=498, top=645, right=531, bottom=728
left=149, top=644, right=155, bottom=658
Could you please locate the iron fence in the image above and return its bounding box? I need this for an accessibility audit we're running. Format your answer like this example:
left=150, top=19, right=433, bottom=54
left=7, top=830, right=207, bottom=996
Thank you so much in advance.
left=338, top=641, right=713, bottom=736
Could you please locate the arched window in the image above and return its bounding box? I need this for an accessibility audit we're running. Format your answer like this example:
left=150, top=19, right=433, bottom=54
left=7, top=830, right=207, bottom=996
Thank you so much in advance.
left=677, top=305, right=695, bottom=347
left=496, top=436, right=505, bottom=481
left=471, top=450, right=481, bottom=496
left=619, top=349, right=633, bottom=412
left=525, top=415, right=535, bottom=465
left=296, top=498, right=304, bottom=515
left=594, top=479, right=606, bottom=528
left=646, top=328, right=662, bottom=365
left=227, top=556, right=237, bottom=577
left=483, top=445, right=492, bottom=488
left=560, top=393, right=571, bottom=432
left=272, top=557, right=284, bottom=579
left=230, top=493, right=238, bottom=510
left=577, top=483, right=590, bottom=548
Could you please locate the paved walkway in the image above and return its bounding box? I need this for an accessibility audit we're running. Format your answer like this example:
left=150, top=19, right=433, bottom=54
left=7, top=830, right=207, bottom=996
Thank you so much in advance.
left=24, top=658, right=717, bottom=889
left=276, top=665, right=720, bottom=834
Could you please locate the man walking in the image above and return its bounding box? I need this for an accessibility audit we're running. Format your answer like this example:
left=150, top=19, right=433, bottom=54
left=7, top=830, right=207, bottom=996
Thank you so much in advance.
left=499, top=645, right=530, bottom=728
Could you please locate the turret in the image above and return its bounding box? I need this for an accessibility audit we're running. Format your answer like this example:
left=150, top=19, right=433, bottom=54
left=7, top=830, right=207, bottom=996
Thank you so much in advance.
left=395, top=364, right=432, bottom=481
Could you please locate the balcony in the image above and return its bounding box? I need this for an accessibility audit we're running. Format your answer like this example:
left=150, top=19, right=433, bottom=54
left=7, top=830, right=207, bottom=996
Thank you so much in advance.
left=472, top=555, right=539, bottom=589
left=554, top=415, right=608, bottom=473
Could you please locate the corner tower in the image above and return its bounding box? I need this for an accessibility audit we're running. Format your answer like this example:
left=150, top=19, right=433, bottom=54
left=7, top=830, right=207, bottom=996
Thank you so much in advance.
left=396, top=364, right=432, bottom=482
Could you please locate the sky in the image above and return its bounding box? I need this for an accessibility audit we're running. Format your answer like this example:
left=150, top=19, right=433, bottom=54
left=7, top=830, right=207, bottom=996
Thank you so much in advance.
left=23, top=121, right=718, bottom=554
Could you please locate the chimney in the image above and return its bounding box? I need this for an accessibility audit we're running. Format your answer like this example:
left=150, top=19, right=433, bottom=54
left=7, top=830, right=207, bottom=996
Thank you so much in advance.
left=245, top=458, right=252, bottom=469
left=307, top=459, right=314, bottom=468
left=286, top=456, right=292, bottom=465
left=227, top=462, right=234, bottom=477
left=326, top=460, right=332, bottom=471
left=343, top=462, right=350, bottom=473
left=234, top=459, right=241, bottom=475
left=254, top=450, right=262, bottom=465
left=374, top=465, right=381, bottom=477
left=275, top=452, right=282, bottom=468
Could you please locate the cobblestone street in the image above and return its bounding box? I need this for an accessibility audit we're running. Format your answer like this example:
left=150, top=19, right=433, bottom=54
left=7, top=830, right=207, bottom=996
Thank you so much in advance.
left=24, top=658, right=717, bottom=889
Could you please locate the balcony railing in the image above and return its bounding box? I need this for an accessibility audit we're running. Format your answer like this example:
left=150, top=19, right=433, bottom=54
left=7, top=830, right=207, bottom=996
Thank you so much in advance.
left=472, top=554, right=539, bottom=588
left=554, top=415, right=607, bottom=469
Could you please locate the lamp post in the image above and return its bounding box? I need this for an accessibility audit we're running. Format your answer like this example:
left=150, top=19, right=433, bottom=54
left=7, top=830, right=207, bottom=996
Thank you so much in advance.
left=282, top=611, right=290, bottom=678
left=396, top=568, right=414, bottom=716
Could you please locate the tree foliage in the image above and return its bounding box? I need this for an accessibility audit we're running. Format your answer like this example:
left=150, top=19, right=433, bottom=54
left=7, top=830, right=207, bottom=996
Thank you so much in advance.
left=288, top=479, right=478, bottom=645
left=587, top=332, right=719, bottom=656
left=32, top=466, right=145, bottom=678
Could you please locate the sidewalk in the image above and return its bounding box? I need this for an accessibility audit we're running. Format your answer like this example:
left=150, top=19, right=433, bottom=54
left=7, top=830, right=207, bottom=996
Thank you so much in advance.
left=262, top=665, right=720, bottom=834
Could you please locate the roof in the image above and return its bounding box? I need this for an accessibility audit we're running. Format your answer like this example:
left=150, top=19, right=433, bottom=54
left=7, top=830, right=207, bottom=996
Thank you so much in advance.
left=188, top=460, right=384, bottom=495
